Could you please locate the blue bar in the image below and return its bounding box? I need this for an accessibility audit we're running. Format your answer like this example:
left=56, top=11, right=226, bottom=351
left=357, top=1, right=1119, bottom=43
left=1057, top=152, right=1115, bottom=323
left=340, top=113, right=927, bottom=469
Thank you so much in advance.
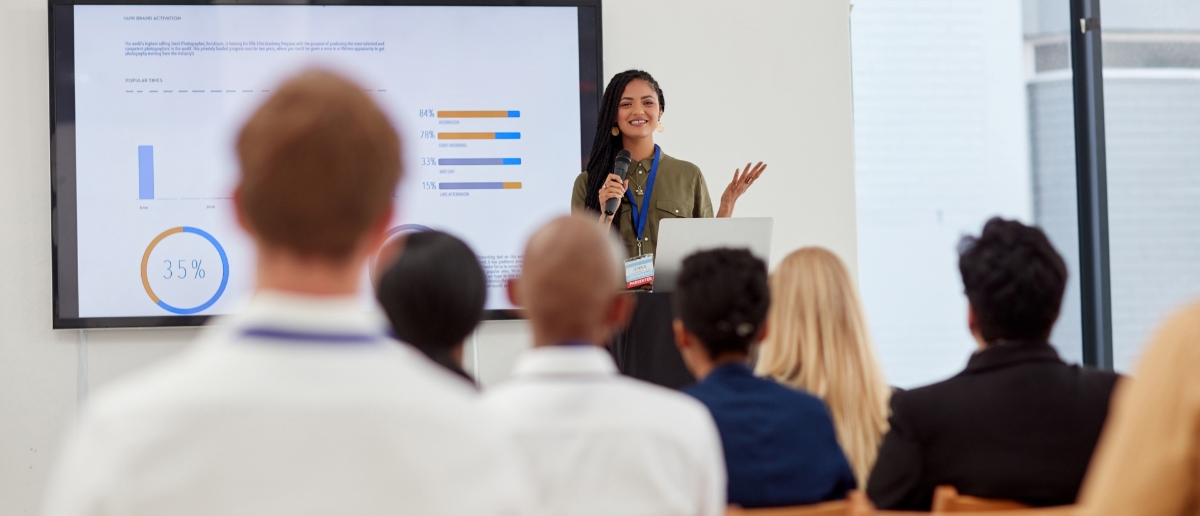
left=437, top=158, right=521, bottom=166
left=507, top=111, right=521, bottom=117
left=494, top=132, right=521, bottom=140
left=440, top=182, right=506, bottom=190
left=138, top=145, right=154, bottom=200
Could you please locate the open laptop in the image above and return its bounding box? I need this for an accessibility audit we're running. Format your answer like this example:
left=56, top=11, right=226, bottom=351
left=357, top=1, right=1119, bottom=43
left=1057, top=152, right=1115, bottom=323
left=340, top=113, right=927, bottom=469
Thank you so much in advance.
left=653, top=217, right=773, bottom=293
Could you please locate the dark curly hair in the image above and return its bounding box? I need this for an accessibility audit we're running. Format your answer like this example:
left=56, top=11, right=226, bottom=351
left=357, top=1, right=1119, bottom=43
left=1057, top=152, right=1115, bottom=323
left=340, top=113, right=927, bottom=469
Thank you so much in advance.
left=673, top=248, right=770, bottom=357
left=582, top=70, right=665, bottom=225
left=958, top=217, right=1068, bottom=343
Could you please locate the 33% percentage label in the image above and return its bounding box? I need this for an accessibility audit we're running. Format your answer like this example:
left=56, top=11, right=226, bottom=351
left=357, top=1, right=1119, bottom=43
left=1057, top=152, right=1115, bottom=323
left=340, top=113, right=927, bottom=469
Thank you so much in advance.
left=163, top=259, right=206, bottom=279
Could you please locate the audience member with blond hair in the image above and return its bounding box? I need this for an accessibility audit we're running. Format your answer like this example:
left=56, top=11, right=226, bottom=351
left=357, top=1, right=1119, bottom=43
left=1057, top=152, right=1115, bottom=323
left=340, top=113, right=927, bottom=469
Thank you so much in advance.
left=755, top=247, right=891, bottom=487
left=1079, top=301, right=1200, bottom=516
left=675, top=248, right=855, bottom=508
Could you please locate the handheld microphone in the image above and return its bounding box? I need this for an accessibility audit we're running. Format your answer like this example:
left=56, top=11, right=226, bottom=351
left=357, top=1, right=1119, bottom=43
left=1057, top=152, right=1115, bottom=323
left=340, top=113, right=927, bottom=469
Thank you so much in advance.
left=605, top=150, right=633, bottom=216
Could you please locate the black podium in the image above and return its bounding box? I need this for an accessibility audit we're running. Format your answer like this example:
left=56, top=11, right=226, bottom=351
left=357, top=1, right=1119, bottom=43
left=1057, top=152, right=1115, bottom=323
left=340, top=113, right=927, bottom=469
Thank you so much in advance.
left=609, top=291, right=696, bottom=390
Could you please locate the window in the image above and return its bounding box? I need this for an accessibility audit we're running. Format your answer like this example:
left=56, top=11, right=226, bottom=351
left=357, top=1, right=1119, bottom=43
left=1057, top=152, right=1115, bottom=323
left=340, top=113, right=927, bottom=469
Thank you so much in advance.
left=1099, top=0, right=1200, bottom=371
left=852, top=0, right=1083, bottom=387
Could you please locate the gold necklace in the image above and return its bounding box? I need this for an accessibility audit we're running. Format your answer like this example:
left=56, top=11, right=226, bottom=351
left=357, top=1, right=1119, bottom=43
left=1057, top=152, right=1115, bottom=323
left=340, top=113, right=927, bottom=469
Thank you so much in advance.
left=630, top=163, right=648, bottom=196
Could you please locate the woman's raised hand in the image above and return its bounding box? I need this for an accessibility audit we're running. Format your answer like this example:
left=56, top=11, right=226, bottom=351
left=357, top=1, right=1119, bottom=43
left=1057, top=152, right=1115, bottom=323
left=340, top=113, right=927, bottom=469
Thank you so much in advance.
left=717, top=162, right=767, bottom=218
left=598, top=173, right=629, bottom=226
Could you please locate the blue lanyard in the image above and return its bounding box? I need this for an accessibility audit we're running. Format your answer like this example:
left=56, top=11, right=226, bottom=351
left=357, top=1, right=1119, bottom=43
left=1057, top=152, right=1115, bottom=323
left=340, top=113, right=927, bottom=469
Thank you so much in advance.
left=624, top=145, right=662, bottom=251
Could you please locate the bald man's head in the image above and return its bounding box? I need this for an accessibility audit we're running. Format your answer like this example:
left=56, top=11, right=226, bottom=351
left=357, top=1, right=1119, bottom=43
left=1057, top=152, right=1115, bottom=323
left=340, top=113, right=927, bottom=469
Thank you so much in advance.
left=511, top=216, right=630, bottom=346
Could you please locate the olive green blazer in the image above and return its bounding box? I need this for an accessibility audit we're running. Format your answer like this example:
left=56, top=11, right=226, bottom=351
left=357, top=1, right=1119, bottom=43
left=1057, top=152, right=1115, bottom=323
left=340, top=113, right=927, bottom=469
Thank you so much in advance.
left=572, top=151, right=714, bottom=258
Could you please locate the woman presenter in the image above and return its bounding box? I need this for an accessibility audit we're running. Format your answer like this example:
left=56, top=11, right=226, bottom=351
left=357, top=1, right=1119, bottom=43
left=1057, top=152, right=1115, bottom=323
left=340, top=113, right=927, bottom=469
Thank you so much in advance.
left=572, top=69, right=767, bottom=259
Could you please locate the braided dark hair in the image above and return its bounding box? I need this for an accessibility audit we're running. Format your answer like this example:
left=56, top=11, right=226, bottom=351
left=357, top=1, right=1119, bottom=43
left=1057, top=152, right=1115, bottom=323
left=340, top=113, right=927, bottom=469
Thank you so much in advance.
left=583, top=70, right=666, bottom=217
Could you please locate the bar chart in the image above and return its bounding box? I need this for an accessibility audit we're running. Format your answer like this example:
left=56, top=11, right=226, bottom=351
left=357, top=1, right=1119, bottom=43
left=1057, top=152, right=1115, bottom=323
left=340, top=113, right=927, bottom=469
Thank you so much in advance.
left=132, top=144, right=233, bottom=202
left=438, top=158, right=521, bottom=166
left=439, top=182, right=523, bottom=190
left=437, top=110, right=520, bottom=118
left=437, top=132, right=520, bottom=140
left=419, top=108, right=525, bottom=196
left=138, top=145, right=154, bottom=199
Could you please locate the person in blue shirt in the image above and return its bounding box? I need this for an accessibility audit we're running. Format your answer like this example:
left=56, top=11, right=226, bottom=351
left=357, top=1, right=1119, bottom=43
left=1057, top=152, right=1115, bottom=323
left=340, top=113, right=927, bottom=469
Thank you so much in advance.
left=672, top=248, right=857, bottom=508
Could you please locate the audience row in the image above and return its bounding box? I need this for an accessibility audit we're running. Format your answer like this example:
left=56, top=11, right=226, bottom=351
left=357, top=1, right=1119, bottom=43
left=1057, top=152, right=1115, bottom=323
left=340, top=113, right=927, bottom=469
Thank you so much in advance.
left=40, top=70, right=1200, bottom=516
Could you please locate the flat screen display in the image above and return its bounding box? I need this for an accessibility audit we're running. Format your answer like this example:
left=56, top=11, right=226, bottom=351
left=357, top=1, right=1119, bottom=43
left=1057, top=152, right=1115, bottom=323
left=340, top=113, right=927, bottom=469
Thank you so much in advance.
left=50, top=0, right=602, bottom=328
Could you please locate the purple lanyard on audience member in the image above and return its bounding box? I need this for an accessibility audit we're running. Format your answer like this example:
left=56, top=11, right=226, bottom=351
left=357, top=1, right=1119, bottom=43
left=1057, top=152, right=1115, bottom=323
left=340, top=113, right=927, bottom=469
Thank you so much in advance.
left=624, top=145, right=662, bottom=255
left=241, top=327, right=381, bottom=345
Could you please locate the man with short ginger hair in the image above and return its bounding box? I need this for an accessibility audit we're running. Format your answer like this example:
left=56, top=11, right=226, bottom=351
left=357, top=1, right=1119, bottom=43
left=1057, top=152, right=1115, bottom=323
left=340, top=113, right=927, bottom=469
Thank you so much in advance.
left=482, top=215, right=726, bottom=516
left=44, top=70, right=530, bottom=516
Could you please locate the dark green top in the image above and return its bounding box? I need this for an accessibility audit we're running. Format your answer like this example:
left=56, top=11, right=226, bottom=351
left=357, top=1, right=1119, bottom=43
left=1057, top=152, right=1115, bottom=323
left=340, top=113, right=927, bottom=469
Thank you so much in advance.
left=572, top=151, right=714, bottom=258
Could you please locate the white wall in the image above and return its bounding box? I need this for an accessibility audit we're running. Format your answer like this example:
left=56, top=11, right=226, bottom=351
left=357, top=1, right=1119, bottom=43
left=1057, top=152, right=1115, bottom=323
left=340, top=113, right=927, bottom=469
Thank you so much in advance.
left=604, top=0, right=859, bottom=272
left=0, top=0, right=856, bottom=513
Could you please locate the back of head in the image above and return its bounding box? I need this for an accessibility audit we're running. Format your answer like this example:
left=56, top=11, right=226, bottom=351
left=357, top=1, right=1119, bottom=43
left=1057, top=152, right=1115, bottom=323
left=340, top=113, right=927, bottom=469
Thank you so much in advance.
left=755, top=246, right=889, bottom=486
left=673, top=249, right=769, bottom=357
left=518, top=216, right=624, bottom=344
left=377, top=231, right=486, bottom=359
left=958, top=217, right=1067, bottom=342
left=237, top=69, right=401, bottom=259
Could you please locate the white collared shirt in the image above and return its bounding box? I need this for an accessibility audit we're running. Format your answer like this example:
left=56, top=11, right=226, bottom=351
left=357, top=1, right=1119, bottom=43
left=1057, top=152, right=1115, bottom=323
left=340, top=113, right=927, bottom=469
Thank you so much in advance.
left=44, top=292, right=531, bottom=516
left=481, top=345, right=726, bottom=516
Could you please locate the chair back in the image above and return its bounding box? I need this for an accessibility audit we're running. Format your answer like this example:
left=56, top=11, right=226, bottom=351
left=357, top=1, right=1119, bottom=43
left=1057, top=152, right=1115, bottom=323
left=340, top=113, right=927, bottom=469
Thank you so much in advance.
left=932, top=485, right=1030, bottom=513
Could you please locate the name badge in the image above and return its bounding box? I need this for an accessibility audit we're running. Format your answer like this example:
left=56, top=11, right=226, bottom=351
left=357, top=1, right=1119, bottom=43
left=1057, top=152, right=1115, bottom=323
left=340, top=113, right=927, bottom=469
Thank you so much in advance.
left=625, top=254, right=654, bottom=289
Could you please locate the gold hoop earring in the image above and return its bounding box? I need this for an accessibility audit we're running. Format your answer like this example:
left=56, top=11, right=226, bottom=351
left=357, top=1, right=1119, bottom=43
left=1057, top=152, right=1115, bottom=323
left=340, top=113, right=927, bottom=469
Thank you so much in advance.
left=611, top=126, right=620, bottom=136
left=656, top=122, right=665, bottom=133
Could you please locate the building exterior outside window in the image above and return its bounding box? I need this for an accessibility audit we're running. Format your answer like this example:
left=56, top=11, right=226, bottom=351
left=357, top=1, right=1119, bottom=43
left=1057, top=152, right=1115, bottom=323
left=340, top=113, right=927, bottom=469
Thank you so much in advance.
left=853, top=0, right=1200, bottom=385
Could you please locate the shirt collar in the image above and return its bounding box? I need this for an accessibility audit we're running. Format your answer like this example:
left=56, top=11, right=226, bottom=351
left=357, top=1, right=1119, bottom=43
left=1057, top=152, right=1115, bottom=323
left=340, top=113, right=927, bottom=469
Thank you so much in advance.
left=635, top=150, right=668, bottom=169
left=706, top=362, right=754, bottom=380
left=222, top=290, right=389, bottom=342
left=511, top=345, right=618, bottom=379
left=962, top=340, right=1064, bottom=375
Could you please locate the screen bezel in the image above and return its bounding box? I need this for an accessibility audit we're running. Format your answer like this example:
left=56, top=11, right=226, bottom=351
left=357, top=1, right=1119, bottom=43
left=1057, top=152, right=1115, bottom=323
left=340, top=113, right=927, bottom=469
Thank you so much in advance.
left=49, top=0, right=603, bottom=329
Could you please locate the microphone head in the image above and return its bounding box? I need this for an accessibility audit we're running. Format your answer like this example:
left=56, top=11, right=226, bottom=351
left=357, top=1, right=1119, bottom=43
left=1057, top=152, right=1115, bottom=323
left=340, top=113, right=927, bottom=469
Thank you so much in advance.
left=613, top=150, right=633, bottom=180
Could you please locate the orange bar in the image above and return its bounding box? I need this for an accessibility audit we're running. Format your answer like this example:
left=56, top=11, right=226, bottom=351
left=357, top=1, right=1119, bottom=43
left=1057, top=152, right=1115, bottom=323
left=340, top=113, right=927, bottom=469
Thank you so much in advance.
left=439, top=132, right=495, bottom=140
left=141, top=226, right=185, bottom=303
left=503, top=182, right=522, bottom=189
left=438, top=110, right=515, bottom=118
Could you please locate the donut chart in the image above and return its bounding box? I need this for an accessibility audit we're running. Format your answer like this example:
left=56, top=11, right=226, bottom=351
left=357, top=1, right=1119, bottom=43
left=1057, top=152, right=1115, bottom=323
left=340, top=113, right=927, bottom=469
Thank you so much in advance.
left=386, top=224, right=433, bottom=238
left=140, top=226, right=230, bottom=315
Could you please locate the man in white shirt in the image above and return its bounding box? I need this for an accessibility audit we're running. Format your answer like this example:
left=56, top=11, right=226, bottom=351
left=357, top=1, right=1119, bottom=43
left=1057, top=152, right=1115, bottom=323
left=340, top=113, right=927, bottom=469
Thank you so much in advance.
left=482, top=216, right=726, bottom=516
left=43, top=70, right=529, bottom=516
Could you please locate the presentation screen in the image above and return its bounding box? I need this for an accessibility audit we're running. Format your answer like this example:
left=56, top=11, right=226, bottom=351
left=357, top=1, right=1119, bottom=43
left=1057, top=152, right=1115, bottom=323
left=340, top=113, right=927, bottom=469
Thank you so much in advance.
left=50, top=0, right=602, bottom=328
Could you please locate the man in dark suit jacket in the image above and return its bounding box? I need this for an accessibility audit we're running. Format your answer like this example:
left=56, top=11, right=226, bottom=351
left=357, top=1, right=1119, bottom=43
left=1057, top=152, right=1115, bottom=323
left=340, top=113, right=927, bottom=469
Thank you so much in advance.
left=867, top=218, right=1120, bottom=511
left=673, top=249, right=856, bottom=508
